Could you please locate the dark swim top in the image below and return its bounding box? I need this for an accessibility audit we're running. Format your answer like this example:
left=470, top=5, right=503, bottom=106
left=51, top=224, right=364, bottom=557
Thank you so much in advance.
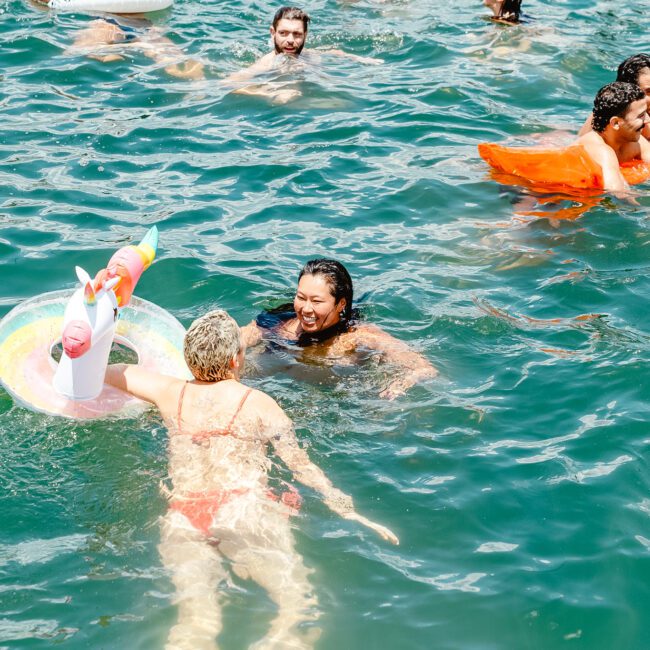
left=102, top=16, right=147, bottom=42
left=255, top=308, right=354, bottom=347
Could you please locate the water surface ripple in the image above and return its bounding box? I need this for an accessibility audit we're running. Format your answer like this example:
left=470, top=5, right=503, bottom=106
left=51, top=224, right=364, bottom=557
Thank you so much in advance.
left=1, top=0, right=650, bottom=648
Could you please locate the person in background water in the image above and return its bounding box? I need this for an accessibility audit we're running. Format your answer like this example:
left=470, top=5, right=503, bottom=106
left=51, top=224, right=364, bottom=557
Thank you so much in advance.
left=579, top=53, right=650, bottom=139
left=578, top=81, right=650, bottom=192
left=223, top=6, right=382, bottom=103
left=483, top=0, right=522, bottom=24
left=105, top=309, right=398, bottom=650
left=35, top=0, right=205, bottom=80
left=241, top=258, right=438, bottom=399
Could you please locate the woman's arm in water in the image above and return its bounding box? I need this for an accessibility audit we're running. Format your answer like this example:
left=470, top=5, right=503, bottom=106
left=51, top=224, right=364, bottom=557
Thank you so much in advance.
left=240, top=321, right=264, bottom=349
left=105, top=363, right=180, bottom=420
left=265, top=405, right=399, bottom=545
left=345, top=324, right=437, bottom=400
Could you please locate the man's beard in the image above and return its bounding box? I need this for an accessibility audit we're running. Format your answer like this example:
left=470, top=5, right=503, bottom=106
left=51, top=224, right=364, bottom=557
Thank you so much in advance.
left=274, top=37, right=305, bottom=56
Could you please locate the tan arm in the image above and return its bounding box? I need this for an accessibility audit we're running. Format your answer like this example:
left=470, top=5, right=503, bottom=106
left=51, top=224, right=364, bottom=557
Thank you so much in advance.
left=270, top=421, right=399, bottom=544
left=104, top=363, right=181, bottom=420
left=349, top=324, right=437, bottom=399
left=241, top=321, right=264, bottom=349
left=318, top=48, right=383, bottom=65
left=578, top=113, right=593, bottom=136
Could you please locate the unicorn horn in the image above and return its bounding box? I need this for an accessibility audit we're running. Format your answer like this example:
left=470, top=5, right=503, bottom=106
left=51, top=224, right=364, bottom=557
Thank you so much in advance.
left=93, top=226, right=159, bottom=307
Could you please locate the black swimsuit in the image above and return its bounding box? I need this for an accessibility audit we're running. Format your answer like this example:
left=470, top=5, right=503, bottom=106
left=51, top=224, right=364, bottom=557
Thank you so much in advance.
left=255, top=308, right=352, bottom=347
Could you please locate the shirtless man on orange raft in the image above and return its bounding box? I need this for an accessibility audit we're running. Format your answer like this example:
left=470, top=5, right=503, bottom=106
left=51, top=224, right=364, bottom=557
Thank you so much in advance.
left=480, top=81, right=650, bottom=193
left=105, top=309, right=397, bottom=649
left=577, top=81, right=650, bottom=192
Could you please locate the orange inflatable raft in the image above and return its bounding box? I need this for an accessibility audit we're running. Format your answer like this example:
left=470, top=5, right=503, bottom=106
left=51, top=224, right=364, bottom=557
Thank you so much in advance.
left=478, top=142, right=650, bottom=190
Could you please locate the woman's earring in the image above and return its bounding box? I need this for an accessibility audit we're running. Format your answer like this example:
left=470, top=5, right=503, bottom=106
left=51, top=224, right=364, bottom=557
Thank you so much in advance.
left=339, top=310, right=346, bottom=319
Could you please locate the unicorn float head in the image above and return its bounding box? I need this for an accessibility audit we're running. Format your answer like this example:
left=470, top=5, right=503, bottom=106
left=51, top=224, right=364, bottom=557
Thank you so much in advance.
left=52, top=227, right=158, bottom=401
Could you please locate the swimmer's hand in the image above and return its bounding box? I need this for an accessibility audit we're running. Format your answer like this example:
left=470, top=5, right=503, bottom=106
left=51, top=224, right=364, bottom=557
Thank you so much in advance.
left=380, top=366, right=438, bottom=400
left=353, top=55, right=383, bottom=65
left=271, top=88, right=302, bottom=104
left=344, top=512, right=399, bottom=545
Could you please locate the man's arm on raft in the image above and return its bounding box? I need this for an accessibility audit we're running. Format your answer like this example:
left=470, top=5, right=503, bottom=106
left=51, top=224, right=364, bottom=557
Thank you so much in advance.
left=264, top=401, right=399, bottom=544
left=578, top=113, right=593, bottom=137
left=639, top=134, right=650, bottom=163
left=579, top=133, right=629, bottom=192
left=343, top=324, right=437, bottom=399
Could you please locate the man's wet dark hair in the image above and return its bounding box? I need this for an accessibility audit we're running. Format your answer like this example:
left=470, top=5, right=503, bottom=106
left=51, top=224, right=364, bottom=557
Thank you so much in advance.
left=616, top=53, right=650, bottom=84
left=272, top=6, right=311, bottom=31
left=592, top=82, right=645, bottom=132
left=299, top=259, right=353, bottom=322
left=495, top=0, right=522, bottom=23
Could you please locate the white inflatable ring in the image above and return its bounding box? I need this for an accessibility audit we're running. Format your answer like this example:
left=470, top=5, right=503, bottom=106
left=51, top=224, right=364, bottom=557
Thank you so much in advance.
left=0, top=290, right=190, bottom=419
left=49, top=0, right=172, bottom=14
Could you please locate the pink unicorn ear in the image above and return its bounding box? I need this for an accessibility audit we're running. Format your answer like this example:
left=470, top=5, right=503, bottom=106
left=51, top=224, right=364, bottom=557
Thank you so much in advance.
left=84, top=281, right=96, bottom=306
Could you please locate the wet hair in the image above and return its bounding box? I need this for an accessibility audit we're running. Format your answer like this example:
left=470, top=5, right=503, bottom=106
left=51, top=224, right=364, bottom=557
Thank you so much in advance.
left=592, top=81, right=645, bottom=132
left=298, top=258, right=353, bottom=322
left=495, top=0, right=522, bottom=23
left=616, top=53, right=650, bottom=85
left=183, top=310, right=241, bottom=382
left=272, top=6, right=310, bottom=31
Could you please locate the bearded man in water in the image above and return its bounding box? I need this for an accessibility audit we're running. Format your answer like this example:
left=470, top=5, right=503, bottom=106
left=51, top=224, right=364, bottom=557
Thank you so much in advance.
left=223, top=6, right=381, bottom=102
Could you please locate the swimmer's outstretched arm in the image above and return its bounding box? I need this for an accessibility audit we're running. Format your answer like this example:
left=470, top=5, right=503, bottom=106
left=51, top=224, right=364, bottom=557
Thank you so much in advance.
left=241, top=321, right=264, bottom=349
left=347, top=324, right=437, bottom=400
left=314, top=48, right=383, bottom=65
left=269, top=415, right=399, bottom=545
left=105, top=364, right=181, bottom=422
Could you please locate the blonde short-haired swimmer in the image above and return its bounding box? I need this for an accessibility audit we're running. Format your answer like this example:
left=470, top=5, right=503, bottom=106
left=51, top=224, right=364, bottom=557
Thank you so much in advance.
left=105, top=309, right=398, bottom=649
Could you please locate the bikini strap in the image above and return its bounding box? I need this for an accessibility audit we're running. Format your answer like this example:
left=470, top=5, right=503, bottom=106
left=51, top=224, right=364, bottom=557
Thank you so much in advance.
left=176, top=381, right=189, bottom=433
left=223, top=388, right=253, bottom=436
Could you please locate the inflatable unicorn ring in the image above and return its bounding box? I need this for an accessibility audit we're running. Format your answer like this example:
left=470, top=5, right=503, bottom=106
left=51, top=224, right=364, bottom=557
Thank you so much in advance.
left=0, top=227, right=190, bottom=419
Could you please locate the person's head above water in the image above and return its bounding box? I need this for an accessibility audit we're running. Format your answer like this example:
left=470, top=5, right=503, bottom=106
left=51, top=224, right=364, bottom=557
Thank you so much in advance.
left=592, top=81, right=647, bottom=136
left=295, top=258, right=354, bottom=334
left=616, top=53, right=650, bottom=107
left=484, top=0, right=522, bottom=24
left=271, top=6, right=311, bottom=56
left=184, top=310, right=243, bottom=381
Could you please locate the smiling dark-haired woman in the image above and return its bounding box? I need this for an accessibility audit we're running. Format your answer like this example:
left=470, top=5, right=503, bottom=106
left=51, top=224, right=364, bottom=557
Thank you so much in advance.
left=241, top=259, right=437, bottom=399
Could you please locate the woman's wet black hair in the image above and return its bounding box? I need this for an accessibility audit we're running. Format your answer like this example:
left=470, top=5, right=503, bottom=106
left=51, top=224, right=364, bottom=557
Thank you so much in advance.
left=592, top=81, right=645, bottom=132
left=496, top=0, right=522, bottom=23
left=298, top=258, right=353, bottom=322
left=616, top=53, right=650, bottom=84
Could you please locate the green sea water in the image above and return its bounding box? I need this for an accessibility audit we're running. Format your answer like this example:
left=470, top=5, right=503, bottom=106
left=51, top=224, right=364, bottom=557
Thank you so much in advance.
left=2, top=0, right=650, bottom=648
